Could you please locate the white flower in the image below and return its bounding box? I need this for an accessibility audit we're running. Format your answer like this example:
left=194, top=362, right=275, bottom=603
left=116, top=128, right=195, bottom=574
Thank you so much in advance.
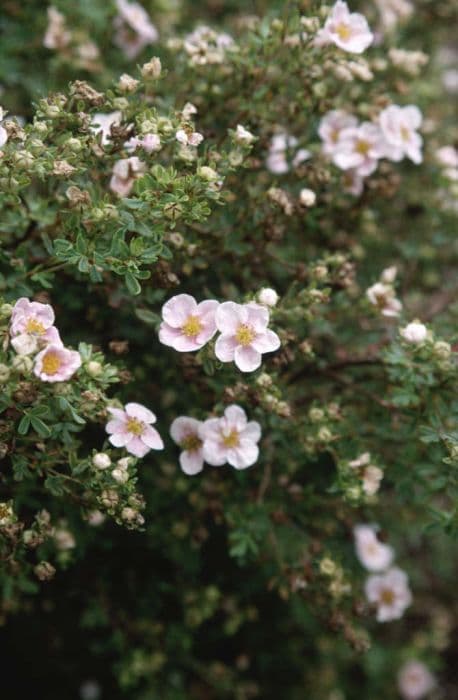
left=11, top=333, right=38, bottom=356
left=349, top=452, right=371, bottom=469
left=436, top=145, right=458, bottom=169
left=258, top=288, right=279, bottom=307
left=111, top=468, right=129, bottom=483
left=381, top=265, right=398, bottom=283
left=400, top=321, right=428, bottom=344
left=91, top=112, right=122, bottom=146
left=106, top=403, right=164, bottom=458
left=366, top=282, right=402, bottom=317
left=215, top=302, right=281, bottom=373
left=332, top=122, right=383, bottom=177
left=318, top=109, right=358, bottom=156
left=318, top=1, right=374, bottom=54
left=299, top=188, right=316, bottom=207
left=354, top=525, right=394, bottom=572
left=235, top=124, right=255, bottom=144
left=378, top=105, right=423, bottom=164
left=266, top=132, right=310, bottom=174
left=398, top=660, right=436, bottom=700
left=176, top=129, right=204, bottom=147
left=201, top=405, right=261, bottom=470
left=170, top=416, right=205, bottom=475
left=113, top=0, right=158, bottom=59
left=362, top=465, right=383, bottom=496
left=92, top=453, right=111, bottom=470
left=365, top=567, right=412, bottom=622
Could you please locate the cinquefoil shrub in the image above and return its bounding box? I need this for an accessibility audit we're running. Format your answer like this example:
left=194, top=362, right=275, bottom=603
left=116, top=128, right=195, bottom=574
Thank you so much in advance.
left=0, top=1, right=457, bottom=698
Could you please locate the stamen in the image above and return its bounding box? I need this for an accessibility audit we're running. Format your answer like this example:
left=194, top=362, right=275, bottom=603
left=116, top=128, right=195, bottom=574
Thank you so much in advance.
left=235, top=324, right=255, bottom=346
left=25, top=318, right=46, bottom=335
left=355, top=140, right=370, bottom=156
left=181, top=433, right=202, bottom=452
left=222, top=428, right=240, bottom=448
left=126, top=417, right=144, bottom=436
left=41, top=351, right=62, bottom=375
left=336, top=23, right=352, bottom=41
left=182, top=314, right=203, bottom=338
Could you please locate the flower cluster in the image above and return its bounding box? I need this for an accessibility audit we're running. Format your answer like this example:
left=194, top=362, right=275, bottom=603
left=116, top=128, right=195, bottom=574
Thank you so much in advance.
left=266, top=131, right=310, bottom=174
left=181, top=25, right=235, bottom=66
left=171, top=405, right=261, bottom=474
left=366, top=266, right=402, bottom=317
left=319, top=104, right=423, bottom=195
left=9, top=298, right=81, bottom=382
left=354, top=525, right=412, bottom=622
left=159, top=294, right=281, bottom=372
left=113, top=0, right=158, bottom=59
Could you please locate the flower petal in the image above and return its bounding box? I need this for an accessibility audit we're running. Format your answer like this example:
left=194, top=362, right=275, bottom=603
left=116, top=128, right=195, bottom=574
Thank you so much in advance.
left=141, top=426, right=164, bottom=450
left=228, top=440, right=259, bottom=469
left=234, top=345, right=262, bottom=372
left=214, top=334, right=237, bottom=362
left=170, top=416, right=201, bottom=444
left=125, top=402, right=156, bottom=423
left=251, top=329, right=281, bottom=354
left=126, top=437, right=150, bottom=458
left=161, top=294, right=197, bottom=328
left=215, top=302, right=247, bottom=333
left=180, top=449, right=204, bottom=475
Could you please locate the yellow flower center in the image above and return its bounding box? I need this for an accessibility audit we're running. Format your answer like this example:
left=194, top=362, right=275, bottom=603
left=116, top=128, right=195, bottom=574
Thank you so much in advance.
left=126, top=417, right=144, bottom=436
left=181, top=433, right=202, bottom=452
left=235, top=324, right=255, bottom=346
left=331, top=128, right=340, bottom=143
left=222, top=428, right=240, bottom=449
left=400, top=126, right=410, bottom=142
left=25, top=318, right=46, bottom=335
left=182, top=314, right=202, bottom=338
left=336, top=23, right=352, bottom=41
left=380, top=588, right=395, bottom=605
left=41, top=351, right=62, bottom=375
left=356, top=139, right=370, bottom=156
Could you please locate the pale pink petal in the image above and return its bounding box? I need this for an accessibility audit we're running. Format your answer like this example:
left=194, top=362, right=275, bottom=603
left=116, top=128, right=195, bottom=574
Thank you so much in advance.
left=246, top=303, right=269, bottom=332
left=106, top=419, right=127, bottom=434
left=214, top=334, right=237, bottom=362
left=162, top=294, right=197, bottom=328
left=215, top=302, right=248, bottom=333
left=234, top=345, right=262, bottom=372
left=224, top=405, right=247, bottom=429
left=108, top=432, right=132, bottom=448
left=404, top=105, right=422, bottom=129
left=202, top=438, right=227, bottom=466
left=126, top=436, right=150, bottom=458
left=180, top=449, right=204, bottom=475
left=241, top=421, right=261, bottom=443
left=251, top=329, right=281, bottom=354
left=107, top=407, right=126, bottom=420
left=170, top=416, right=201, bottom=444
left=200, top=418, right=221, bottom=441
left=141, top=426, right=164, bottom=450
left=125, top=402, right=156, bottom=424
left=197, top=299, right=219, bottom=321
left=228, top=440, right=259, bottom=469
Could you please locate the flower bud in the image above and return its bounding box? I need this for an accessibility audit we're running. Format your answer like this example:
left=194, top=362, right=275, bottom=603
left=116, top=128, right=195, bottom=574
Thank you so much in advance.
left=92, top=453, right=111, bottom=470
left=34, top=561, right=56, bottom=581
left=258, top=288, right=279, bottom=307
left=86, top=360, right=103, bottom=377
left=141, top=57, right=162, bottom=79
left=112, top=468, right=129, bottom=484
left=299, top=188, right=316, bottom=207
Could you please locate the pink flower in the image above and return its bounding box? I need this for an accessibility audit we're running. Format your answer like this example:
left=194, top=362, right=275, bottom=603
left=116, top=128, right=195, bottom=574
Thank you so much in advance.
left=366, top=282, right=402, bottom=317
left=398, top=660, right=436, bottom=700
left=215, top=302, right=280, bottom=372
left=106, top=402, right=164, bottom=458
left=378, top=105, right=423, bottom=164
left=125, top=133, right=161, bottom=153
left=33, top=344, right=81, bottom=382
left=266, top=132, right=310, bottom=174
left=365, top=567, right=412, bottom=622
left=109, top=157, right=146, bottom=197
left=333, top=122, right=383, bottom=177
left=170, top=416, right=206, bottom=475
left=319, top=1, right=374, bottom=54
left=318, top=110, right=358, bottom=157
left=159, top=294, right=219, bottom=352
left=175, top=129, right=204, bottom=147
left=11, top=297, right=55, bottom=336
left=113, top=0, right=158, bottom=59
left=202, top=405, right=261, bottom=469
left=354, top=525, right=394, bottom=572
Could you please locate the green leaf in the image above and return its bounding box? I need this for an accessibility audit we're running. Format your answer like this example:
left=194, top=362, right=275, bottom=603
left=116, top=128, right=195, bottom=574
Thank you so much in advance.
left=125, top=271, right=141, bottom=295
